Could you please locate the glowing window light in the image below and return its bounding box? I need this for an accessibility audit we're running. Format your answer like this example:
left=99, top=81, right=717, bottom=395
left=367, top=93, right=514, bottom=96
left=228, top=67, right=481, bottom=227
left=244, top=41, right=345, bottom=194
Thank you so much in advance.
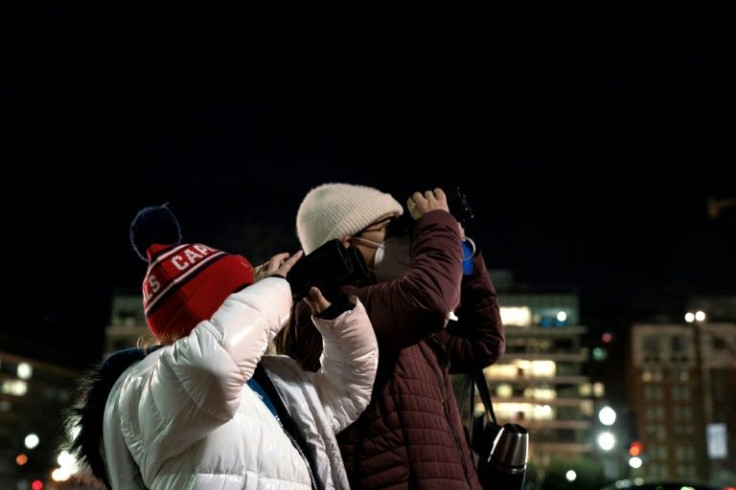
left=496, top=384, right=513, bottom=398
left=500, top=307, right=532, bottom=327
left=523, top=388, right=555, bottom=401
left=17, top=362, right=32, bottom=380
left=593, top=382, right=605, bottom=397
left=1, top=379, right=28, bottom=396
left=530, top=361, right=555, bottom=377
left=495, top=402, right=534, bottom=420
left=581, top=400, right=595, bottom=417
left=532, top=404, right=554, bottom=420
left=486, top=364, right=517, bottom=378
left=579, top=384, right=593, bottom=397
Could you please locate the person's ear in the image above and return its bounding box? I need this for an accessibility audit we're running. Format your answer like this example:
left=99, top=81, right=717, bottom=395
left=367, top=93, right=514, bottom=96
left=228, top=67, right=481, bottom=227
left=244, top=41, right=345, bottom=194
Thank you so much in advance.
left=340, top=236, right=352, bottom=248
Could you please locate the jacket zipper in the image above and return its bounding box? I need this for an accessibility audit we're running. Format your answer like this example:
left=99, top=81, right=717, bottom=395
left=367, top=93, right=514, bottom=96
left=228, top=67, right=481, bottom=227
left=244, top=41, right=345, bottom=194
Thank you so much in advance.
left=275, top=414, right=320, bottom=490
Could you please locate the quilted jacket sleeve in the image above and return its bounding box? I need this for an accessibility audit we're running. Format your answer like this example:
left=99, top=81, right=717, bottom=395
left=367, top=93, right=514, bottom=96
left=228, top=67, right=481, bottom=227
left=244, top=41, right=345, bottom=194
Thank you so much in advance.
left=346, top=210, right=463, bottom=355
left=116, top=277, right=293, bottom=468
left=301, top=299, right=379, bottom=433
left=434, top=251, right=505, bottom=371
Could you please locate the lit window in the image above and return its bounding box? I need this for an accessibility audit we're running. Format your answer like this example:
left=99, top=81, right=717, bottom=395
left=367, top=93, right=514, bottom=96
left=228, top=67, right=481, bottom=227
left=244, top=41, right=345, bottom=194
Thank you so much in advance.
left=499, top=307, right=531, bottom=327
left=496, top=384, right=513, bottom=398
left=1, top=380, right=27, bottom=396
left=17, top=363, right=33, bottom=380
left=530, top=361, right=555, bottom=377
left=593, top=382, right=604, bottom=397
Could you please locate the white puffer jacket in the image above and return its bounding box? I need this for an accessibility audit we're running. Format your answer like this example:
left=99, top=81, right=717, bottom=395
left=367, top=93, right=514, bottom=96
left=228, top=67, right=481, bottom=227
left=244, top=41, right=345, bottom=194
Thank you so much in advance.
left=101, top=277, right=378, bottom=489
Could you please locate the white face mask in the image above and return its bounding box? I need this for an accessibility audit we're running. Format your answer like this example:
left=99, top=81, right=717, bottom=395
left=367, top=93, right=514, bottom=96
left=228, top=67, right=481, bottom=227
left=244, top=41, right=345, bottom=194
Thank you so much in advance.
left=355, top=235, right=412, bottom=281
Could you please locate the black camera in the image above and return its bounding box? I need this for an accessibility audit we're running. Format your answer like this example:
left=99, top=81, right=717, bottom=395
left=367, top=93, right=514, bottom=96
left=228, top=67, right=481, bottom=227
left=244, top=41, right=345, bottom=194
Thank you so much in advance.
left=287, top=239, right=370, bottom=299
left=446, top=185, right=474, bottom=223
left=389, top=185, right=474, bottom=238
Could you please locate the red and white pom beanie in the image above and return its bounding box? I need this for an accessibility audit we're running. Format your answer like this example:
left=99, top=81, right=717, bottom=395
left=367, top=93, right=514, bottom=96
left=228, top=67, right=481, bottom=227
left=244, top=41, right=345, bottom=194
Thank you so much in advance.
left=130, top=204, right=254, bottom=340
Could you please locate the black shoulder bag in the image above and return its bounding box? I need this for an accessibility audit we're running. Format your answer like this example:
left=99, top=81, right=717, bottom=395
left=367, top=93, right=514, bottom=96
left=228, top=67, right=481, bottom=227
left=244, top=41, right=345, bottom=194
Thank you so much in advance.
left=461, top=369, right=529, bottom=490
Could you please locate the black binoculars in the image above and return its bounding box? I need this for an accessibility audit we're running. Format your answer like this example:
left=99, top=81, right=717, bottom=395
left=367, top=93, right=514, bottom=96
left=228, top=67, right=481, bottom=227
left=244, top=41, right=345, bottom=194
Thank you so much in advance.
left=287, top=239, right=370, bottom=299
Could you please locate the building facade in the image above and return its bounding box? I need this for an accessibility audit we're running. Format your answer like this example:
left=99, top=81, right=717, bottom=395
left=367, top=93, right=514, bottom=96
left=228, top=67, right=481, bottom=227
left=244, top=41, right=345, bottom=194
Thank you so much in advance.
left=629, top=321, right=736, bottom=482
left=461, top=280, right=607, bottom=486
left=104, top=288, right=151, bottom=354
left=0, top=350, right=79, bottom=486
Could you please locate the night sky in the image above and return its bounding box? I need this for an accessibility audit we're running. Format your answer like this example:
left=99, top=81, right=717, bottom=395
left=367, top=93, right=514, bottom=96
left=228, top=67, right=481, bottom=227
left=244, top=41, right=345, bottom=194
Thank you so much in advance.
left=2, top=2, right=734, bottom=369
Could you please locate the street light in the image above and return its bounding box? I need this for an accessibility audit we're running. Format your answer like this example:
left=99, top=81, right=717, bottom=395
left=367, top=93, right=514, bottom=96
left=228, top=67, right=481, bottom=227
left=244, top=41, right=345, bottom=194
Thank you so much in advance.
left=597, top=432, right=615, bottom=451
left=598, top=406, right=616, bottom=425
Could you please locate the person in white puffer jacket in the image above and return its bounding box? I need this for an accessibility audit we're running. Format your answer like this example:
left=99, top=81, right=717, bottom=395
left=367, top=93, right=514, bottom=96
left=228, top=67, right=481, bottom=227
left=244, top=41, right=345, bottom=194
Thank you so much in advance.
left=65, top=204, right=378, bottom=490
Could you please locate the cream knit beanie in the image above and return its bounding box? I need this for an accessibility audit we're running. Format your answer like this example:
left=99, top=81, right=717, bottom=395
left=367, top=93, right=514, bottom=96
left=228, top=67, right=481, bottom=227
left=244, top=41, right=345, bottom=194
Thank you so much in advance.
left=296, top=183, right=404, bottom=254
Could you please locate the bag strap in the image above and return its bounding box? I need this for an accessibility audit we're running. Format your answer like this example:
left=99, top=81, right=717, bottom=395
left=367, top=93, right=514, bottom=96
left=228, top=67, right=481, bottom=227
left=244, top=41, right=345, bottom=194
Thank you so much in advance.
left=460, top=368, right=498, bottom=450
left=472, top=368, right=497, bottom=425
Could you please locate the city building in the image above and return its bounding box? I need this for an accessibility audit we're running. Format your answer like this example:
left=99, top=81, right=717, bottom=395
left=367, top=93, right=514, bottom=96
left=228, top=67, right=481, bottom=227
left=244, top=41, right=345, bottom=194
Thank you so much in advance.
left=629, top=320, right=736, bottom=483
left=463, top=272, right=606, bottom=485
left=0, top=350, right=79, bottom=486
left=104, top=287, right=151, bottom=354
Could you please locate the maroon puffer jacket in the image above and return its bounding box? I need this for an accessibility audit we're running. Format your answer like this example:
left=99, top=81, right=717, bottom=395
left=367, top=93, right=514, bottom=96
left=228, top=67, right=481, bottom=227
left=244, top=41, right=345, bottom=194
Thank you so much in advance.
left=291, top=210, right=505, bottom=489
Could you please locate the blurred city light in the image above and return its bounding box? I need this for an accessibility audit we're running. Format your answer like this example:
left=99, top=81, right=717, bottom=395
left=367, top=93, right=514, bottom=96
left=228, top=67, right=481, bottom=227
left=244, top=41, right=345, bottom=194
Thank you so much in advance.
left=592, top=347, right=607, bottom=361
left=499, top=306, right=532, bottom=326
left=57, top=450, right=77, bottom=468
left=628, top=456, right=642, bottom=469
left=497, top=384, right=513, bottom=398
left=685, top=310, right=707, bottom=323
left=17, top=362, right=33, bottom=380
left=565, top=470, right=577, bottom=482
left=24, top=433, right=40, bottom=449
left=628, top=440, right=642, bottom=456
left=597, top=431, right=615, bottom=451
left=52, top=449, right=81, bottom=482
left=51, top=467, right=71, bottom=482
left=598, top=406, right=616, bottom=425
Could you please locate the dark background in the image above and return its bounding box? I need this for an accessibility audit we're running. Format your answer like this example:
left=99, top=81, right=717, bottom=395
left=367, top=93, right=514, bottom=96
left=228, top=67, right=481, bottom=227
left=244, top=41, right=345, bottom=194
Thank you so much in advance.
left=2, top=1, right=734, bottom=369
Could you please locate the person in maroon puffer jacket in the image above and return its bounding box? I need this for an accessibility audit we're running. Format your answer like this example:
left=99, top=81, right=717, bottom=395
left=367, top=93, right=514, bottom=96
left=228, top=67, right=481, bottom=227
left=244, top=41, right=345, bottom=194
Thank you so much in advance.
left=276, top=183, right=505, bottom=490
